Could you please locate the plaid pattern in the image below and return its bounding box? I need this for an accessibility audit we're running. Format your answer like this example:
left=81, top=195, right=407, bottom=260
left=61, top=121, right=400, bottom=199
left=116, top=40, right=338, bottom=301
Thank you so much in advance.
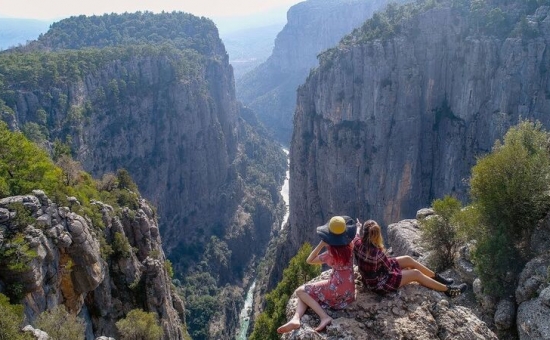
left=352, top=236, right=402, bottom=294
left=304, top=251, right=356, bottom=309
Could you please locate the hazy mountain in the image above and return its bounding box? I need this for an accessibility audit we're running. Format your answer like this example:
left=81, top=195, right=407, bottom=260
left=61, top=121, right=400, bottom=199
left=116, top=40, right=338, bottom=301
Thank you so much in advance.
left=221, top=23, right=284, bottom=81
left=212, top=5, right=289, bottom=34
left=0, top=18, right=51, bottom=50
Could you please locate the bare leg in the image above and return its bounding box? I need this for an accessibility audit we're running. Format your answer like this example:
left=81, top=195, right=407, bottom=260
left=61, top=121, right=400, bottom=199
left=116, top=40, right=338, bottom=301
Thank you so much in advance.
left=277, top=284, right=333, bottom=333
left=295, top=285, right=332, bottom=332
left=395, top=255, right=435, bottom=278
left=277, top=295, right=307, bottom=333
left=399, top=269, right=447, bottom=291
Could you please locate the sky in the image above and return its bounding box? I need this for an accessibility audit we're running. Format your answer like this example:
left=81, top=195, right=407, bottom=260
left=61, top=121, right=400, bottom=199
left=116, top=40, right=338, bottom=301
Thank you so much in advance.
left=0, top=0, right=304, bottom=21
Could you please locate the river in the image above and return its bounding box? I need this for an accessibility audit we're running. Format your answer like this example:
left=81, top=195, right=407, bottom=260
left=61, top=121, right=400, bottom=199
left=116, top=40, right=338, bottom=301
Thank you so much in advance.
left=235, top=147, right=290, bottom=339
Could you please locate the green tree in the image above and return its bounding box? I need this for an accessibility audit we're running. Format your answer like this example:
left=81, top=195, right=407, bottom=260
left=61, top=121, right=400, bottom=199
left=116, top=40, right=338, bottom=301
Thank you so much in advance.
left=420, top=195, right=464, bottom=271
left=0, top=234, right=38, bottom=273
left=249, top=243, right=321, bottom=340
left=115, top=309, right=163, bottom=340
left=116, top=169, right=138, bottom=192
left=35, top=305, right=85, bottom=340
left=0, top=121, right=63, bottom=198
left=0, top=293, right=32, bottom=340
left=468, top=120, right=550, bottom=296
left=52, top=138, right=72, bottom=162
left=112, top=232, right=132, bottom=258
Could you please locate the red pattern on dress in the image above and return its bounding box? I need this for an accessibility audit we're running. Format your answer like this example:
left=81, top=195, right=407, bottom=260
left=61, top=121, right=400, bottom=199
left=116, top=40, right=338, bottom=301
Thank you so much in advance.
left=352, top=235, right=402, bottom=294
left=303, top=251, right=356, bottom=309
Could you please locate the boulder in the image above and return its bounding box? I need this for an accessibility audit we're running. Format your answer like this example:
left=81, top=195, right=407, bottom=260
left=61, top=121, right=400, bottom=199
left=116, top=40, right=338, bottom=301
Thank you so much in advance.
left=494, top=298, right=516, bottom=331
left=516, top=253, right=550, bottom=340
left=387, top=219, right=426, bottom=259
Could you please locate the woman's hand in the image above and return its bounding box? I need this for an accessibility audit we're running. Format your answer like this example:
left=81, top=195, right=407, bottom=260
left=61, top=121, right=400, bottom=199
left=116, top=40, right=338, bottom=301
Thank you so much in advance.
left=356, top=218, right=362, bottom=236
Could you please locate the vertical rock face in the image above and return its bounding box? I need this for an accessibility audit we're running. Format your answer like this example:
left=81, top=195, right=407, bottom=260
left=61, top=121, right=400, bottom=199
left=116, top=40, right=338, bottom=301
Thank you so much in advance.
left=237, top=0, right=396, bottom=144
left=8, top=53, right=238, bottom=255
left=286, top=4, right=550, bottom=259
left=0, top=191, right=184, bottom=339
left=1, top=12, right=288, bottom=339
left=0, top=12, right=243, bottom=264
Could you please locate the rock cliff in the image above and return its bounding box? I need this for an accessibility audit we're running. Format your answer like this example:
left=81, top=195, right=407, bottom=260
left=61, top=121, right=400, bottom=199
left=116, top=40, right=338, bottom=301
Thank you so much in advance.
left=0, top=190, right=184, bottom=339
left=237, top=0, right=396, bottom=144
left=0, top=13, right=288, bottom=338
left=283, top=1, right=550, bottom=273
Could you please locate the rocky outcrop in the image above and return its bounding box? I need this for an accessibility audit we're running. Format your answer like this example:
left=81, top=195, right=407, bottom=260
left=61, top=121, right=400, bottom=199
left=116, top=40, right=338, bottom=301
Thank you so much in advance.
left=0, top=190, right=184, bottom=339
left=280, top=269, right=496, bottom=340
left=283, top=209, right=550, bottom=340
left=374, top=209, right=550, bottom=340
left=271, top=211, right=497, bottom=339
left=237, top=0, right=397, bottom=144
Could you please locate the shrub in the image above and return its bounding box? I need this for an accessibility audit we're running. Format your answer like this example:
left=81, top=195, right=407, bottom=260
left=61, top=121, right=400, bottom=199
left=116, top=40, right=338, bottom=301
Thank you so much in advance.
left=0, top=121, right=64, bottom=198
left=164, top=260, right=174, bottom=278
left=35, top=305, right=85, bottom=340
left=116, top=169, right=138, bottom=192
left=468, top=120, right=550, bottom=296
left=0, top=293, right=32, bottom=340
left=112, top=232, right=132, bottom=258
left=116, top=309, right=163, bottom=340
left=185, top=295, right=217, bottom=340
left=249, top=243, right=321, bottom=340
left=7, top=202, right=36, bottom=229
left=419, top=196, right=463, bottom=271
left=0, top=234, right=38, bottom=273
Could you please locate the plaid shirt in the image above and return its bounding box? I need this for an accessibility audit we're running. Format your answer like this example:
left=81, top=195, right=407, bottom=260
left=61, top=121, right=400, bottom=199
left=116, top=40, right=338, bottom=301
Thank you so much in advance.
left=352, top=235, right=402, bottom=293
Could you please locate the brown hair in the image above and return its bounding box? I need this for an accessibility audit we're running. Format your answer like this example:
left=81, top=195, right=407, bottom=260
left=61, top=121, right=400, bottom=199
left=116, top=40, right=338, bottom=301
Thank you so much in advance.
left=361, top=220, right=385, bottom=251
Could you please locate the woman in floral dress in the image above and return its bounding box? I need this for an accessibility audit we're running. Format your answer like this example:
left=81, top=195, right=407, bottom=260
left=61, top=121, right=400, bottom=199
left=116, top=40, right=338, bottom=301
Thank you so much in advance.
left=277, top=216, right=356, bottom=334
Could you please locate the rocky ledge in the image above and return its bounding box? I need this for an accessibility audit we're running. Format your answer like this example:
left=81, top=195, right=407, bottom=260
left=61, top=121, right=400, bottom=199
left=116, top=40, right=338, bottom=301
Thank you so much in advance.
left=280, top=268, right=496, bottom=340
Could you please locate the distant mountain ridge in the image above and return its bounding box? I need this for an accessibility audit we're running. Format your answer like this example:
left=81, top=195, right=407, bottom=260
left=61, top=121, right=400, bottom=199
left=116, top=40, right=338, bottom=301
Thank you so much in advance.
left=0, top=18, right=51, bottom=50
left=17, top=11, right=225, bottom=57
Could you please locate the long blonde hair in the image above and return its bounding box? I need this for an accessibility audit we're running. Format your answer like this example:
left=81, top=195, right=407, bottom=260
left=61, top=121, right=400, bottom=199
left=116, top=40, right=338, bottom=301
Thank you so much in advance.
left=362, top=220, right=385, bottom=251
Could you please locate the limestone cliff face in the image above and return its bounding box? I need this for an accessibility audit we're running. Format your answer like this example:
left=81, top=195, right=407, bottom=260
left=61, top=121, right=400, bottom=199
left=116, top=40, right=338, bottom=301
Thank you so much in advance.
left=8, top=52, right=239, bottom=257
left=237, top=0, right=395, bottom=144
left=285, top=4, right=550, bottom=259
left=0, top=190, right=184, bottom=339
left=1, top=13, right=288, bottom=338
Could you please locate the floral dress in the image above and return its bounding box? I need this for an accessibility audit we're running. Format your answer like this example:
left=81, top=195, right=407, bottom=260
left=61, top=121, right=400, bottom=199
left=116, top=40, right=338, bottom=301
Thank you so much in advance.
left=303, top=251, right=355, bottom=309
left=352, top=236, right=402, bottom=295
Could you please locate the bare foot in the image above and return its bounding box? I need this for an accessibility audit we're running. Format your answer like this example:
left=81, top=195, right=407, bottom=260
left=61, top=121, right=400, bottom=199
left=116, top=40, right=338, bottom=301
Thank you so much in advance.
left=314, top=317, right=333, bottom=332
left=277, top=320, right=300, bottom=334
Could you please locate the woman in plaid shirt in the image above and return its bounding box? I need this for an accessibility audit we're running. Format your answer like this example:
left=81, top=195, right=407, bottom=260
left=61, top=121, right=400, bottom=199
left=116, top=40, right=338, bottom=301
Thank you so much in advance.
left=352, top=220, right=467, bottom=297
